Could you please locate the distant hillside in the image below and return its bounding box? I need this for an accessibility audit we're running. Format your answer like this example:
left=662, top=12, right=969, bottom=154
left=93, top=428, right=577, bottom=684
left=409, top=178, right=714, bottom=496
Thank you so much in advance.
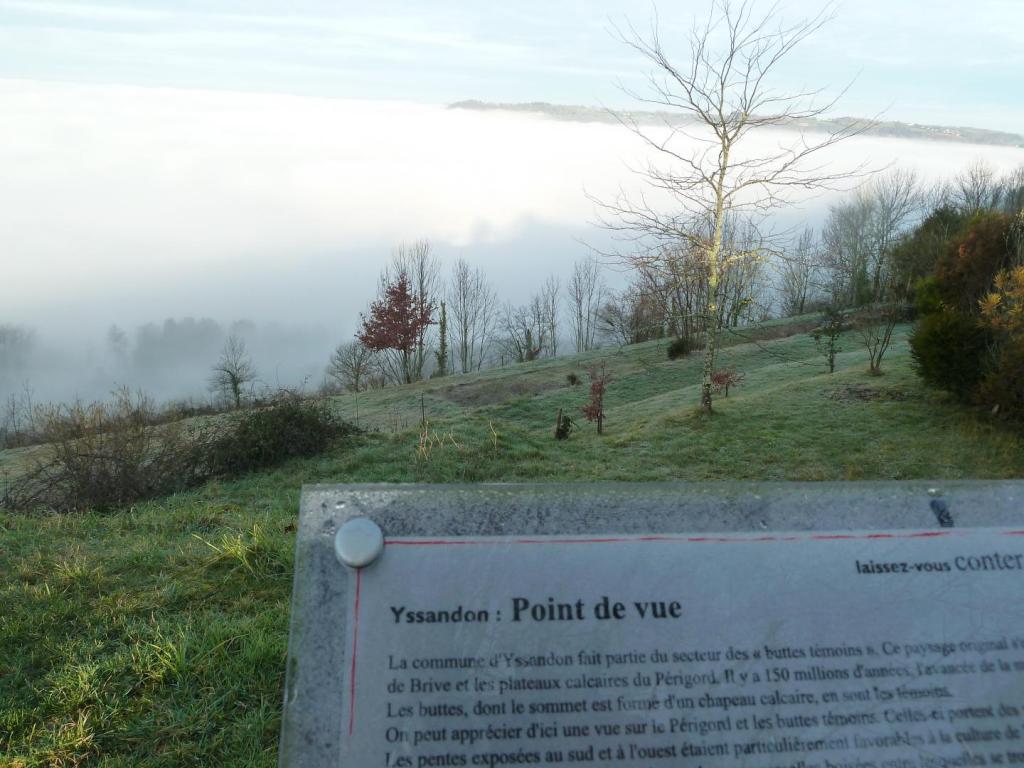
left=450, top=100, right=1024, bottom=148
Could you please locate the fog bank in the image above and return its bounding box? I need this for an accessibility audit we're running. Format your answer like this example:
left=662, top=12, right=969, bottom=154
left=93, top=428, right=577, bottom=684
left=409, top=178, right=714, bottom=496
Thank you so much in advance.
left=2, top=80, right=1022, bottom=406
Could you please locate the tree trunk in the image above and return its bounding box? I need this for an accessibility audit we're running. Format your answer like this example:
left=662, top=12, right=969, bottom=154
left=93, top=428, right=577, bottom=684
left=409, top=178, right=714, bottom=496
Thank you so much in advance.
left=700, top=338, right=717, bottom=412
left=700, top=172, right=727, bottom=414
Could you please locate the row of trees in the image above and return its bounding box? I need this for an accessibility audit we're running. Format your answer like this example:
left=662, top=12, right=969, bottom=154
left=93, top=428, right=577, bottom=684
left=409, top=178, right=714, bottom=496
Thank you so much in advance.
left=327, top=242, right=611, bottom=392
left=325, top=154, right=1023, bottom=397
left=776, top=162, right=1024, bottom=316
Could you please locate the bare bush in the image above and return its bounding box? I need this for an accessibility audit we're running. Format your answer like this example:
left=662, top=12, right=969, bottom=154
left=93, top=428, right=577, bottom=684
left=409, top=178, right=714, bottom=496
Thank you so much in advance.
left=1, top=383, right=41, bottom=449
left=2, top=388, right=359, bottom=513
left=855, top=304, right=903, bottom=375
left=711, top=368, right=745, bottom=397
left=581, top=364, right=611, bottom=435
left=2, top=388, right=204, bottom=512
left=326, top=341, right=375, bottom=392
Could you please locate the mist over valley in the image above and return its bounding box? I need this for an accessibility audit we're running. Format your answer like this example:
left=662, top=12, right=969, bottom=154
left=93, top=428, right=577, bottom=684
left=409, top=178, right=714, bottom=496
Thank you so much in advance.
left=2, top=81, right=1023, bottom=409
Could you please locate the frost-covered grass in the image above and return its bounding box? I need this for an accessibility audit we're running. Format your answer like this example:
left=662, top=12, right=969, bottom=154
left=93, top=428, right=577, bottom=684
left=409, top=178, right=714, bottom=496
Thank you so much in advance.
left=2, top=319, right=1022, bottom=765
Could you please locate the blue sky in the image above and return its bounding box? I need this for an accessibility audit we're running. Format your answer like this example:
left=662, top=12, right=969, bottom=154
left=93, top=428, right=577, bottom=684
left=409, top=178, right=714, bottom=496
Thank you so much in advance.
left=1, top=0, right=1022, bottom=133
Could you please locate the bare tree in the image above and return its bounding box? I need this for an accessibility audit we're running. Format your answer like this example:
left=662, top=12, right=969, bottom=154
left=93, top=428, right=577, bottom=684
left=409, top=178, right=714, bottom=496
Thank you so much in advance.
left=867, top=168, right=922, bottom=297
left=855, top=304, right=900, bottom=376
left=106, top=324, right=129, bottom=366
left=778, top=227, right=820, bottom=316
left=597, top=283, right=665, bottom=346
left=568, top=258, right=605, bottom=352
left=828, top=170, right=920, bottom=374
left=448, top=259, right=497, bottom=373
left=635, top=243, right=706, bottom=341
left=389, top=240, right=441, bottom=381
left=540, top=276, right=560, bottom=357
left=326, top=341, right=375, bottom=392
left=823, top=168, right=920, bottom=307
left=718, top=215, right=771, bottom=326
left=209, top=334, right=257, bottom=409
left=1001, top=165, right=1024, bottom=215
left=500, top=299, right=547, bottom=363
left=0, top=323, right=35, bottom=376
left=597, top=0, right=867, bottom=412
left=953, top=160, right=1002, bottom=214
left=822, top=191, right=877, bottom=307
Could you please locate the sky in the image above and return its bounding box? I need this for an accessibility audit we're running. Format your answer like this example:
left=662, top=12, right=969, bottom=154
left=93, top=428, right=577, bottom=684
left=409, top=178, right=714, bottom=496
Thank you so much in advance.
left=1, top=0, right=1023, bottom=403
left=0, top=0, right=1022, bottom=131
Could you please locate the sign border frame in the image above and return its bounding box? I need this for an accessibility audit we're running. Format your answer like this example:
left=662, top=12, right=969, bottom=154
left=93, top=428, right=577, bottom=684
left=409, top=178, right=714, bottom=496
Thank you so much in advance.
left=278, top=480, right=1024, bottom=767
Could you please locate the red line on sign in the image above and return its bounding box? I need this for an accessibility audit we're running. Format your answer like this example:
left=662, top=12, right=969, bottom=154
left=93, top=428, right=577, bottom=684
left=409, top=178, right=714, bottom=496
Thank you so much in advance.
left=348, top=568, right=362, bottom=737
left=384, top=530, right=965, bottom=546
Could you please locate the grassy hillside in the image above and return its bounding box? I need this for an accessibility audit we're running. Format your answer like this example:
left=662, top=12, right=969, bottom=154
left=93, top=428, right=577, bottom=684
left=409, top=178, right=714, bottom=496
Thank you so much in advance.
left=2, top=320, right=1023, bottom=766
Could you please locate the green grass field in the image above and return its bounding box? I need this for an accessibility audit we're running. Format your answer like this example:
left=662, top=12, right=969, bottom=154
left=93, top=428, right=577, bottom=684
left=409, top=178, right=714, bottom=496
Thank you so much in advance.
left=2, top=321, right=1022, bottom=766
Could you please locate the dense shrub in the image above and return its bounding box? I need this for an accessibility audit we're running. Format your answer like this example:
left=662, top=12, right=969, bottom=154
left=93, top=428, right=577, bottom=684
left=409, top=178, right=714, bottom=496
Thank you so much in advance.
left=934, top=212, right=1013, bottom=312
left=666, top=335, right=704, bottom=360
left=909, top=312, right=992, bottom=399
left=890, top=205, right=969, bottom=291
left=975, top=338, right=1024, bottom=421
left=203, top=394, right=358, bottom=477
left=980, top=266, right=1024, bottom=337
left=902, top=207, right=1022, bottom=425
left=913, top=276, right=944, bottom=316
left=975, top=267, right=1024, bottom=421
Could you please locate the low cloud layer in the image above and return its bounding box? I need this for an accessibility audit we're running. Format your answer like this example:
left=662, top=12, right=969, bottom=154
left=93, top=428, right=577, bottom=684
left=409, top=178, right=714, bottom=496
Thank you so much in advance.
left=2, top=80, right=1023, bottom=405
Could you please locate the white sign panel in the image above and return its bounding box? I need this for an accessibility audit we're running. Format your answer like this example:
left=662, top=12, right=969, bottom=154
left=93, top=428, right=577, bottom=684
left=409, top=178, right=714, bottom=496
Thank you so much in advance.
left=343, top=528, right=1024, bottom=767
